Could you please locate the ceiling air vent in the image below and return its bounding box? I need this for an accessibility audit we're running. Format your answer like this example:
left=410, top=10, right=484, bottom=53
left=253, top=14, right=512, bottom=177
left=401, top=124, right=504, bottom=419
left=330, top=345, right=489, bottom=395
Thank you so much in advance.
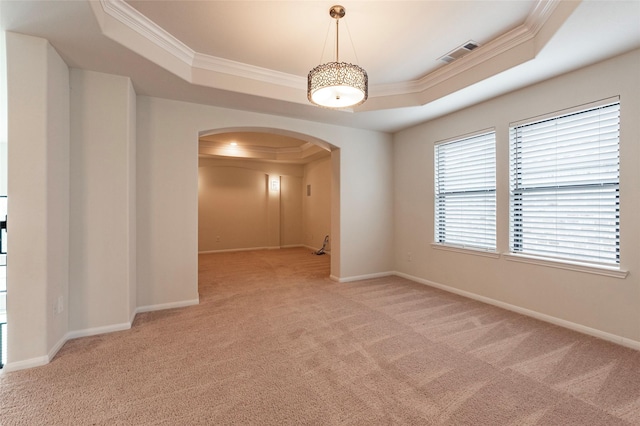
left=439, top=41, right=479, bottom=64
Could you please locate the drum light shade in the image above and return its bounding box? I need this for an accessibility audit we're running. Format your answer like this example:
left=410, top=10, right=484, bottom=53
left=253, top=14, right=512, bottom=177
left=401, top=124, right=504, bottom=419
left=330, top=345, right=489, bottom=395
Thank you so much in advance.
left=308, top=62, right=367, bottom=108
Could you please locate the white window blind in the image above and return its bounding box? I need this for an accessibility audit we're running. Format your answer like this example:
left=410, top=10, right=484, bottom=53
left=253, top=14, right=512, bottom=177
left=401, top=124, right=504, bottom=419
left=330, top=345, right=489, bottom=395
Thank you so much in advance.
left=435, top=131, right=496, bottom=250
left=509, top=101, right=620, bottom=265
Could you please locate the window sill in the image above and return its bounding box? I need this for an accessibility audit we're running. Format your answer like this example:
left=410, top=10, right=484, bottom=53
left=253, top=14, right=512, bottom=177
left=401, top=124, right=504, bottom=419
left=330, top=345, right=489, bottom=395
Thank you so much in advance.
left=431, top=243, right=500, bottom=259
left=503, top=253, right=628, bottom=279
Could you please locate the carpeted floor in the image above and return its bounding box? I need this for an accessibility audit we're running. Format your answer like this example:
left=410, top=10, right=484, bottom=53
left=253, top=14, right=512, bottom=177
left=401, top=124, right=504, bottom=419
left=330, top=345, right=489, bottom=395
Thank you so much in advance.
left=1, top=247, right=639, bottom=424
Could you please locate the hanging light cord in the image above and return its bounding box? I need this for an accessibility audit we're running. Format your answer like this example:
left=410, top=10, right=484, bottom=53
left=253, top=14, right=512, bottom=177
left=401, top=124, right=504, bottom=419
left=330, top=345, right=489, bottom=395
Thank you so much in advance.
left=318, top=20, right=332, bottom=64
left=318, top=8, right=359, bottom=65
left=344, top=18, right=361, bottom=65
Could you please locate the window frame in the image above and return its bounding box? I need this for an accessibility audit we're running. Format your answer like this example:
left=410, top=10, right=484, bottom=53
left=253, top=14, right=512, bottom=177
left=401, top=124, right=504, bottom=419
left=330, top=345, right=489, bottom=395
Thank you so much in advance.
left=508, top=98, right=621, bottom=269
left=433, top=129, right=497, bottom=253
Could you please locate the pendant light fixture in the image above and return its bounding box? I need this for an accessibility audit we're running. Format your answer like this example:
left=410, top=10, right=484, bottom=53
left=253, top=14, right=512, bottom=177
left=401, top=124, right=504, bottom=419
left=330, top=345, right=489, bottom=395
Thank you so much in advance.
left=307, top=5, right=368, bottom=109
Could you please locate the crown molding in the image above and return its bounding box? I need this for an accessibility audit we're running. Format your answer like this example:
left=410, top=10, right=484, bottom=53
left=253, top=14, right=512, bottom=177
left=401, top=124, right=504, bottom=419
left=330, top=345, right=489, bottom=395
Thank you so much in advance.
left=100, top=0, right=304, bottom=88
left=96, top=0, right=573, bottom=111
left=525, top=0, right=560, bottom=33
left=372, top=0, right=560, bottom=98
left=198, top=139, right=328, bottom=164
left=192, top=53, right=305, bottom=89
left=99, top=0, right=194, bottom=65
left=199, top=140, right=323, bottom=156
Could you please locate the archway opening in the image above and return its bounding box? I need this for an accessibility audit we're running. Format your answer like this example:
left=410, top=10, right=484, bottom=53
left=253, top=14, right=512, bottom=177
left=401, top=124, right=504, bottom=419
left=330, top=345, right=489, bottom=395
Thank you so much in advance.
left=197, top=127, right=340, bottom=278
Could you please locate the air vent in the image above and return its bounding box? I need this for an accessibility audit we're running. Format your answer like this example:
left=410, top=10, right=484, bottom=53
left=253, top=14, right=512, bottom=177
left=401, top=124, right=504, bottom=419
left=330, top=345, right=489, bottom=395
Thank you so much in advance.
left=439, top=40, right=479, bottom=63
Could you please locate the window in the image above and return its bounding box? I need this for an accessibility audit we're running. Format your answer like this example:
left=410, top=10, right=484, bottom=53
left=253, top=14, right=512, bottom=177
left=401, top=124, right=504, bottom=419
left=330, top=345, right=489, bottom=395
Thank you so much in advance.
left=434, top=131, right=496, bottom=251
left=509, top=100, right=620, bottom=266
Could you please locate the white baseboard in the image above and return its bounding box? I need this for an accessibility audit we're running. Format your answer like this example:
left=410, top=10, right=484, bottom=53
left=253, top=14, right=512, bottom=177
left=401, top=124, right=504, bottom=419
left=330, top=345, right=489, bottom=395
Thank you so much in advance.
left=3, top=324, right=132, bottom=373
left=135, top=298, right=199, bottom=314
left=199, top=246, right=280, bottom=254
left=129, top=307, right=137, bottom=325
left=394, top=271, right=640, bottom=351
left=46, top=334, right=68, bottom=364
left=2, top=355, right=49, bottom=373
left=199, top=246, right=323, bottom=254
left=338, top=271, right=394, bottom=283
left=3, top=298, right=200, bottom=373
left=6, top=322, right=134, bottom=373
left=66, top=322, right=132, bottom=341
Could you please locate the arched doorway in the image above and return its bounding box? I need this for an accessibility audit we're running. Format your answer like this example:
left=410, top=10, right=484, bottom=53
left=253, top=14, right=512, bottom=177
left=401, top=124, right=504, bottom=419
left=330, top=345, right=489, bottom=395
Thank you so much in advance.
left=197, top=127, right=340, bottom=278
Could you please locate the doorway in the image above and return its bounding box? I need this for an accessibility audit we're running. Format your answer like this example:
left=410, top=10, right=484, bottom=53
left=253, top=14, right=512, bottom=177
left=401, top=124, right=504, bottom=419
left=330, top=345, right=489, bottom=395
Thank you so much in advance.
left=197, top=128, right=336, bottom=269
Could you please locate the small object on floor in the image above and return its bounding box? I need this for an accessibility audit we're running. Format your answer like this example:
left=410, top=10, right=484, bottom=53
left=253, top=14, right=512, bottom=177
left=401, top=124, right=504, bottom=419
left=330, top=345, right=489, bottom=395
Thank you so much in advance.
left=314, top=235, right=329, bottom=255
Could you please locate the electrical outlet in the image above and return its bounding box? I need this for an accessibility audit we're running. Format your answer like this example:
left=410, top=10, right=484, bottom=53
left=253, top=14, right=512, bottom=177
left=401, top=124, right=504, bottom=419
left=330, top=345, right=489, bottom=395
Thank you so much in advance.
left=216, top=236, right=220, bottom=242
left=57, top=296, right=63, bottom=313
left=407, top=252, right=412, bottom=262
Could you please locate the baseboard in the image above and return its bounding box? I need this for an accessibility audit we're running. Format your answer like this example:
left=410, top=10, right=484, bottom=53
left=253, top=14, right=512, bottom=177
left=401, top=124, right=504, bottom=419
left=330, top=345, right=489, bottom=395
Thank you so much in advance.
left=199, top=246, right=281, bottom=254
left=47, top=334, right=68, bottom=364
left=3, top=298, right=201, bottom=373
left=199, top=246, right=321, bottom=254
left=66, top=322, right=133, bottom=341
left=129, top=307, right=137, bottom=326
left=2, top=355, right=50, bottom=373
left=3, top=327, right=117, bottom=374
left=135, top=298, right=200, bottom=314
left=337, top=271, right=394, bottom=283
left=393, top=271, right=640, bottom=351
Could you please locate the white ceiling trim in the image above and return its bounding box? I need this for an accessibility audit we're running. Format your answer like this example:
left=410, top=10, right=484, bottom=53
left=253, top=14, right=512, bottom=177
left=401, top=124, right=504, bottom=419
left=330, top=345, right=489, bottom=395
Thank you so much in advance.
left=368, top=25, right=532, bottom=99
left=198, top=140, right=328, bottom=163
left=370, top=0, right=566, bottom=98
left=95, top=0, right=575, bottom=111
left=99, top=0, right=193, bottom=65
left=192, top=53, right=305, bottom=90
left=525, top=0, right=560, bottom=33
left=99, top=0, right=304, bottom=89
left=200, top=140, right=319, bottom=155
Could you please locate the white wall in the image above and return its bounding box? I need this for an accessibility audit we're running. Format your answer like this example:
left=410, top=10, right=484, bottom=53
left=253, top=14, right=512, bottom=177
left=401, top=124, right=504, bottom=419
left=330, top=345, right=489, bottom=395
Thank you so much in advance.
left=330, top=151, right=341, bottom=277
left=5, top=33, right=70, bottom=367
left=137, top=98, right=199, bottom=310
left=394, top=49, right=640, bottom=343
left=198, top=158, right=305, bottom=252
left=0, top=31, right=7, bottom=196
left=69, top=69, right=136, bottom=333
left=137, top=96, right=394, bottom=310
left=46, top=40, right=71, bottom=351
left=127, top=77, right=137, bottom=321
left=339, top=138, right=395, bottom=279
left=303, top=157, right=331, bottom=251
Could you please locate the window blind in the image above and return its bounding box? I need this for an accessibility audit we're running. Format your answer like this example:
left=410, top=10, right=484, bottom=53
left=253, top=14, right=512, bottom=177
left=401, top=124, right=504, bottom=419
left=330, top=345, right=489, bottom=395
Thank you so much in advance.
left=435, top=131, right=496, bottom=250
left=509, top=101, right=620, bottom=265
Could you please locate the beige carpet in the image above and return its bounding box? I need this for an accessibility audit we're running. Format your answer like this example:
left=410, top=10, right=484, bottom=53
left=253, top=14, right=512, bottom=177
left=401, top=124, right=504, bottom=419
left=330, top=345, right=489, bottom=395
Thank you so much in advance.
left=1, top=247, right=640, bottom=425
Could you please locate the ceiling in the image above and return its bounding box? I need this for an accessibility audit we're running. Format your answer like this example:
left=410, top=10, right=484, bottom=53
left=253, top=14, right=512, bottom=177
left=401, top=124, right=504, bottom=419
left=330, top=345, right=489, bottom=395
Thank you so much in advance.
left=199, top=132, right=330, bottom=164
left=1, top=0, right=639, bottom=138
